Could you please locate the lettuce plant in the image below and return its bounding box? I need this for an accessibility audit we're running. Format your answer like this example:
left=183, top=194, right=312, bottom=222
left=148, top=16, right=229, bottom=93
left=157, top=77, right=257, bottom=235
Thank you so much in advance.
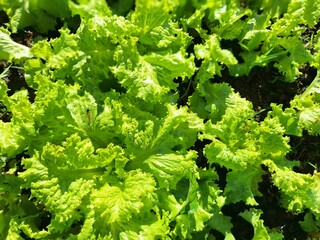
left=1, top=0, right=320, bottom=239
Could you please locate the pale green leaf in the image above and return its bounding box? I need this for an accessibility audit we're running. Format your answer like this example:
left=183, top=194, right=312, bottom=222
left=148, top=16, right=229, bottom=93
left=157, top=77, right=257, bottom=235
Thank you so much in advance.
left=90, top=169, right=158, bottom=237
left=144, top=151, right=197, bottom=190
left=224, top=168, right=263, bottom=205
left=0, top=27, right=32, bottom=61
left=240, top=209, right=284, bottom=240
left=264, top=160, right=320, bottom=219
left=195, top=35, right=237, bottom=81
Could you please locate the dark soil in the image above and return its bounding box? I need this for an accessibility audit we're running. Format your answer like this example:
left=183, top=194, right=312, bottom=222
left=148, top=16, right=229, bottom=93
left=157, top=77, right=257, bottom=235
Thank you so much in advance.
left=0, top=61, right=36, bottom=103
left=0, top=10, right=9, bottom=27
left=287, top=132, right=320, bottom=174
left=257, top=169, right=308, bottom=239
left=213, top=64, right=317, bottom=121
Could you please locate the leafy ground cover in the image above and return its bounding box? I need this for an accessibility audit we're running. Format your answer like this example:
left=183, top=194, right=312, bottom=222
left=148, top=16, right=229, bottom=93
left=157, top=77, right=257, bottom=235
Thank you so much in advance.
left=1, top=0, right=320, bottom=239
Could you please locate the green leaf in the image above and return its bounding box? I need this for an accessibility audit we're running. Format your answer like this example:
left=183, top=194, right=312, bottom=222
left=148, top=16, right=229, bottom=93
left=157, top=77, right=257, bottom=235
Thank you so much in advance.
left=69, top=0, right=111, bottom=18
left=18, top=134, right=125, bottom=233
left=195, top=35, right=237, bottom=81
left=26, top=75, right=82, bottom=147
left=290, top=71, right=320, bottom=135
left=200, top=178, right=233, bottom=237
left=119, top=216, right=171, bottom=240
left=90, top=169, right=158, bottom=237
left=42, top=134, right=124, bottom=170
left=0, top=174, right=24, bottom=239
left=264, top=160, right=320, bottom=219
left=274, top=37, right=313, bottom=82
left=0, top=27, right=32, bottom=61
left=144, top=151, right=197, bottom=190
left=190, top=82, right=233, bottom=123
left=171, top=176, right=223, bottom=239
left=66, top=91, right=97, bottom=133
left=205, top=0, right=247, bottom=28
left=255, top=117, right=291, bottom=160
left=270, top=103, right=301, bottom=136
left=299, top=212, right=320, bottom=233
left=0, top=122, right=26, bottom=158
left=240, top=209, right=284, bottom=240
left=240, top=12, right=272, bottom=51
left=228, top=48, right=288, bottom=78
left=130, top=0, right=179, bottom=33
left=201, top=85, right=292, bottom=205
left=139, top=20, right=192, bottom=52
left=200, top=85, right=256, bottom=151
left=0, top=0, right=71, bottom=32
left=224, top=168, right=263, bottom=205
left=303, top=0, right=320, bottom=27
left=124, top=104, right=203, bottom=159
left=245, top=0, right=290, bottom=19
left=0, top=80, right=34, bottom=158
left=111, top=38, right=195, bottom=103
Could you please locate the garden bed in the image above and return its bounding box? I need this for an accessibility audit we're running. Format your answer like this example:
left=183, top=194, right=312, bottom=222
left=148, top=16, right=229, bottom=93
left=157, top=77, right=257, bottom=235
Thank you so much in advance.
left=1, top=1, right=320, bottom=239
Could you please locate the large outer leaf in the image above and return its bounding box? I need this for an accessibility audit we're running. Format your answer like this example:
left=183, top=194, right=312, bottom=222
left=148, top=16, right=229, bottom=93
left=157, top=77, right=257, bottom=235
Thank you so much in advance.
left=18, top=134, right=121, bottom=233
left=240, top=209, right=284, bottom=240
left=0, top=80, right=34, bottom=158
left=0, top=0, right=71, bottom=32
left=144, top=151, right=197, bottom=190
left=264, top=160, right=320, bottom=221
left=90, top=170, right=157, bottom=232
left=0, top=27, right=32, bottom=61
left=290, top=71, right=320, bottom=135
